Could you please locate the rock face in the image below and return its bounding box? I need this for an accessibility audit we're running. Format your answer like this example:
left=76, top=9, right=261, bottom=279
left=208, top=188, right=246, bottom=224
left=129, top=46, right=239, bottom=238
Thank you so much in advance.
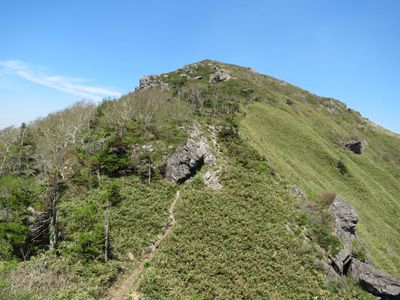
left=350, top=259, right=400, bottom=298
left=328, top=196, right=359, bottom=248
left=136, top=75, right=168, bottom=90
left=345, top=140, right=367, bottom=154
left=165, top=134, right=215, bottom=184
left=327, top=197, right=400, bottom=298
left=331, top=248, right=353, bottom=276
left=209, top=69, right=232, bottom=83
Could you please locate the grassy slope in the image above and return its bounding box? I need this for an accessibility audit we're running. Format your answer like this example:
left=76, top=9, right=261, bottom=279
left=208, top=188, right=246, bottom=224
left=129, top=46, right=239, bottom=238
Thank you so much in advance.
left=138, top=166, right=344, bottom=299
left=1, top=60, right=397, bottom=299
left=240, top=100, right=400, bottom=278
left=131, top=61, right=394, bottom=299
left=203, top=59, right=399, bottom=277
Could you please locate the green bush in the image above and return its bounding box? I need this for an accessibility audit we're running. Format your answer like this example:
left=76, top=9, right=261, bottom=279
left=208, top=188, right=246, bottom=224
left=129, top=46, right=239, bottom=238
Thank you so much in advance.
left=337, top=160, right=349, bottom=176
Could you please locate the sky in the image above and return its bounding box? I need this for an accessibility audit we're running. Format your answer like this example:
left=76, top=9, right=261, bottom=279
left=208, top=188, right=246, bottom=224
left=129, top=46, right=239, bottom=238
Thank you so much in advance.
left=0, top=0, right=399, bottom=133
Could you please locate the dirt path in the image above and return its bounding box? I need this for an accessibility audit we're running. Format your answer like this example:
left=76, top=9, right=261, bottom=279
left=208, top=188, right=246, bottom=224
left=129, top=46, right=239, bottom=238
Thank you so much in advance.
left=103, top=190, right=180, bottom=300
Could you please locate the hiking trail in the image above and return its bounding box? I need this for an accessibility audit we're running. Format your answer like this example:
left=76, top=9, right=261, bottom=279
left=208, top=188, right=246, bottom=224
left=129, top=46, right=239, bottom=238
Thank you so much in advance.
left=103, top=190, right=180, bottom=300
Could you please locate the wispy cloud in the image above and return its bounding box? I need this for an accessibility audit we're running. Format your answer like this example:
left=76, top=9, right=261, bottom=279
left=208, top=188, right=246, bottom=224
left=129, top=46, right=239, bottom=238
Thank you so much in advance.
left=0, top=60, right=121, bottom=101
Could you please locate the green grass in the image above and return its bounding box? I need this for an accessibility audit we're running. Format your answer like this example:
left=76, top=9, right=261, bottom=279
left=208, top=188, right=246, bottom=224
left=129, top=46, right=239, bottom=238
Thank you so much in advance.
left=136, top=166, right=370, bottom=299
left=137, top=166, right=337, bottom=299
left=240, top=102, right=400, bottom=277
left=1, top=60, right=397, bottom=299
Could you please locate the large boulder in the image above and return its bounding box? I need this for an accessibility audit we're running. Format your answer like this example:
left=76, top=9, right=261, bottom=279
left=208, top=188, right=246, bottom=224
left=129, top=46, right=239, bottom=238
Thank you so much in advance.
left=165, top=136, right=214, bottom=184
left=350, top=259, right=400, bottom=298
left=345, top=140, right=367, bottom=155
left=328, top=197, right=359, bottom=248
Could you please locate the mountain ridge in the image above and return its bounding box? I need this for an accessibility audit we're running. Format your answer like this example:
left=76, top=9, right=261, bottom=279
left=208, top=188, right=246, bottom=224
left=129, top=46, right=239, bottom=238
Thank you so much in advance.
left=0, top=60, right=399, bottom=299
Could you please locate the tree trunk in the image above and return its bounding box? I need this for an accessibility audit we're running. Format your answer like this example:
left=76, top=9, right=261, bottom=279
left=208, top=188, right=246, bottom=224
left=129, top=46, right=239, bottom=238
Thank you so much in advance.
left=148, top=164, right=151, bottom=184
left=49, top=178, right=58, bottom=251
left=104, top=199, right=110, bottom=262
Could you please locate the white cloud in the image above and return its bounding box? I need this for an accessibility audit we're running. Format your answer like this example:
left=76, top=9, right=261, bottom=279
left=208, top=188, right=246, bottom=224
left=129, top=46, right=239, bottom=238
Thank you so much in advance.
left=0, top=60, right=121, bottom=101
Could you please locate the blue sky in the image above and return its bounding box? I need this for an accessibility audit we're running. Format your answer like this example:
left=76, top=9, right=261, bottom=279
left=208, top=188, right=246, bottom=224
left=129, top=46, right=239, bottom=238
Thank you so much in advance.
left=0, top=0, right=399, bottom=133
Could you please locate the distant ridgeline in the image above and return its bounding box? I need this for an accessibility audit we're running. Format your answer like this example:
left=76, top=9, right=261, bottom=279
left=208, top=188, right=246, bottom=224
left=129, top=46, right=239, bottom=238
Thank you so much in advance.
left=0, top=60, right=399, bottom=299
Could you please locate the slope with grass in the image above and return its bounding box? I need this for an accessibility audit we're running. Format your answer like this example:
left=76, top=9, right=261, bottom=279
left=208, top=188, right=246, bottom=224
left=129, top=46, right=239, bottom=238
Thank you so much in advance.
left=240, top=101, right=400, bottom=278
left=0, top=60, right=398, bottom=299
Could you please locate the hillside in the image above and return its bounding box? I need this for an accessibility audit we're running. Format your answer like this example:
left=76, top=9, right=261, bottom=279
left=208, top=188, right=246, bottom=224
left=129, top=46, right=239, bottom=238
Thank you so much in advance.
left=0, top=60, right=399, bottom=299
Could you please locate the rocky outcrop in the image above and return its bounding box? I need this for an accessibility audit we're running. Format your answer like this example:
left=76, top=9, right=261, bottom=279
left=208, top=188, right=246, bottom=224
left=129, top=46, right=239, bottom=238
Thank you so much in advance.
left=165, top=133, right=216, bottom=184
left=328, top=197, right=359, bottom=248
left=136, top=75, right=168, bottom=90
left=331, top=248, right=353, bottom=276
left=350, top=259, right=400, bottom=299
left=327, top=197, right=400, bottom=298
left=345, top=140, right=367, bottom=155
left=209, top=69, right=232, bottom=83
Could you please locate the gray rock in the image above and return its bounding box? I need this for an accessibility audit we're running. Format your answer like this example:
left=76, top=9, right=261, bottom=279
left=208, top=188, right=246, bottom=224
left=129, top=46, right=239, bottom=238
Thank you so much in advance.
left=165, top=137, right=209, bottom=183
left=331, top=248, right=353, bottom=276
left=322, top=260, right=341, bottom=283
left=328, top=197, right=359, bottom=248
left=203, top=153, right=216, bottom=165
left=209, top=69, right=232, bottom=83
left=289, top=184, right=306, bottom=201
left=325, top=197, right=400, bottom=298
left=350, top=258, right=400, bottom=298
left=136, top=75, right=168, bottom=90
left=203, top=170, right=222, bottom=190
left=345, top=140, right=367, bottom=155
left=0, top=208, right=12, bottom=222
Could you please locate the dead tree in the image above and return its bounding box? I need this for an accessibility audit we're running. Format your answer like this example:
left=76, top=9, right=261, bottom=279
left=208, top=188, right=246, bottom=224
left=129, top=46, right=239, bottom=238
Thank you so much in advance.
left=47, top=175, right=59, bottom=251
left=104, top=197, right=110, bottom=262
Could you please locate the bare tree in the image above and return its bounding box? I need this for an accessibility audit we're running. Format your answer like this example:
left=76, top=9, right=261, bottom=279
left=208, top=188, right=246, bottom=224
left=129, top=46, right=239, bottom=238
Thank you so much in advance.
left=47, top=175, right=59, bottom=251
left=178, top=83, right=205, bottom=113
left=100, top=88, right=171, bottom=134
left=31, top=101, right=96, bottom=178
left=0, top=126, right=18, bottom=177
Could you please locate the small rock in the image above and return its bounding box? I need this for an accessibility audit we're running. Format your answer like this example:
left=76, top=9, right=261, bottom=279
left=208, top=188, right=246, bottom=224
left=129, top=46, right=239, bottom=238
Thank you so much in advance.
left=142, top=144, right=154, bottom=152
left=289, top=184, right=306, bottom=201
left=127, top=252, right=134, bottom=261
left=203, top=170, right=222, bottom=190
left=204, top=153, right=216, bottom=165
left=0, top=208, right=13, bottom=222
